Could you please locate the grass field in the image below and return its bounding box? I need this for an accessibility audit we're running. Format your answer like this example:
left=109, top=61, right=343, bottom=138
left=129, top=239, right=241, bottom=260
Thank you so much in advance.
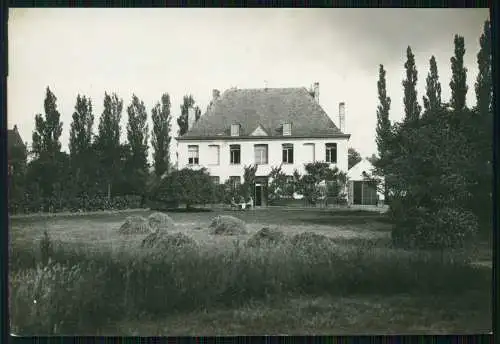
left=9, top=208, right=492, bottom=335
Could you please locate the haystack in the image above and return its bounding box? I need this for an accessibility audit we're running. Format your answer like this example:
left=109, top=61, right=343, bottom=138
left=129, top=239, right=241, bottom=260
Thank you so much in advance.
left=209, top=215, right=247, bottom=235
left=141, top=231, right=197, bottom=250
left=246, top=227, right=286, bottom=247
left=148, top=212, right=176, bottom=232
left=118, top=216, right=152, bottom=235
left=290, top=232, right=335, bottom=248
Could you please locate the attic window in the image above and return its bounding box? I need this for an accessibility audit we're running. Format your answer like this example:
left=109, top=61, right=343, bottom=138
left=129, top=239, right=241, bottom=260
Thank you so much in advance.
left=231, top=124, right=240, bottom=137
left=283, top=122, right=292, bottom=136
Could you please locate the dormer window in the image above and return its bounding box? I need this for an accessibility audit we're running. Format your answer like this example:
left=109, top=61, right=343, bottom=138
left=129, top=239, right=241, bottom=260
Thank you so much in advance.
left=231, top=124, right=240, bottom=137
left=283, top=122, right=292, bottom=136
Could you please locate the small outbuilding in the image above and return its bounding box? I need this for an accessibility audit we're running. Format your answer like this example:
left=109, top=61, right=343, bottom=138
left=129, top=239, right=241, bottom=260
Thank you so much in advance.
left=347, top=158, right=384, bottom=206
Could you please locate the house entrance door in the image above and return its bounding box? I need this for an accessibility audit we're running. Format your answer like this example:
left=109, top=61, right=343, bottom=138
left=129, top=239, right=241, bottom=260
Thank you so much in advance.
left=255, top=184, right=262, bottom=206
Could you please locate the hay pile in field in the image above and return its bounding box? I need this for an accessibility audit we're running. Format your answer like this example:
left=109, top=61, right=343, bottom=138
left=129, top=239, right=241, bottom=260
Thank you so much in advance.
left=290, top=232, right=336, bottom=249
left=118, top=216, right=152, bottom=234
left=246, top=227, right=287, bottom=247
left=141, top=231, right=197, bottom=250
left=147, top=212, right=176, bottom=232
left=209, top=215, right=247, bottom=235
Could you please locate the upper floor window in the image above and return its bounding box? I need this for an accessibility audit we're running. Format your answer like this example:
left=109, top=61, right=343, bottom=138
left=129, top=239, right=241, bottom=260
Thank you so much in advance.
left=208, top=145, right=220, bottom=165
left=231, top=124, right=240, bottom=137
left=254, top=144, right=268, bottom=165
left=230, top=144, right=241, bottom=164
left=282, top=143, right=294, bottom=164
left=283, top=122, right=292, bottom=136
left=325, top=143, right=337, bottom=163
left=188, top=145, right=199, bottom=165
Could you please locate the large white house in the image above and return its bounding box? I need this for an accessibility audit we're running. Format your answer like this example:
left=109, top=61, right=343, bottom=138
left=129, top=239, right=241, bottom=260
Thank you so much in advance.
left=176, top=83, right=351, bottom=206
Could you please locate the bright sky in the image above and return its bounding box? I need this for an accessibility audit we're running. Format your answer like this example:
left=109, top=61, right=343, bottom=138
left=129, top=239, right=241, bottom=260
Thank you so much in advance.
left=8, top=8, right=490, bottom=163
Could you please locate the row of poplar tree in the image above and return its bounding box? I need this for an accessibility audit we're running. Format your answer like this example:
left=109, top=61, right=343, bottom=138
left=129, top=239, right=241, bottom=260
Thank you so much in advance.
left=10, top=89, right=206, bottom=212
left=373, top=21, right=492, bottom=248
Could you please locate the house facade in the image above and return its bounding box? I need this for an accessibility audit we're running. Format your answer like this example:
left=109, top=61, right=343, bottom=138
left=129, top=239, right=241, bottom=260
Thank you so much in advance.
left=177, top=84, right=351, bottom=206
left=8, top=125, right=27, bottom=177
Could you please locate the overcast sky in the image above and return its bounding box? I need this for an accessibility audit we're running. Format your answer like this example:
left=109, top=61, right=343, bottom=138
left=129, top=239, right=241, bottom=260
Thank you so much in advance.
left=8, top=8, right=490, bottom=163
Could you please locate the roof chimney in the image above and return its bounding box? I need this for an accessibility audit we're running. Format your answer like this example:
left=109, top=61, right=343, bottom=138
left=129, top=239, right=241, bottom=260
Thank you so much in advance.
left=313, top=82, right=319, bottom=104
left=13, top=124, right=18, bottom=132
left=187, top=106, right=196, bottom=131
left=339, top=102, right=346, bottom=133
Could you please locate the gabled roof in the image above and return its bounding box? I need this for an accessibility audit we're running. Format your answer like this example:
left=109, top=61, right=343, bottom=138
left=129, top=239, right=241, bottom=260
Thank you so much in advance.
left=250, top=124, right=269, bottom=136
left=347, top=158, right=381, bottom=181
left=178, top=87, right=350, bottom=140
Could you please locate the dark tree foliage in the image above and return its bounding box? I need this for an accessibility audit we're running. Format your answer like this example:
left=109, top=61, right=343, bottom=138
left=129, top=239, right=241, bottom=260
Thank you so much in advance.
left=153, top=168, right=213, bottom=209
left=348, top=148, right=362, bottom=169
left=449, top=35, right=468, bottom=111
left=125, top=94, right=149, bottom=196
left=69, top=94, right=95, bottom=194
left=422, top=56, right=442, bottom=115
left=94, top=92, right=123, bottom=197
left=152, top=93, right=172, bottom=177
left=177, top=95, right=195, bottom=136
left=402, top=46, right=422, bottom=123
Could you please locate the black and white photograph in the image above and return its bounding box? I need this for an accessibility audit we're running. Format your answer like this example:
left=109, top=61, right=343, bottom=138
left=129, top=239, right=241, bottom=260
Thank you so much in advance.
left=7, top=8, right=492, bottom=335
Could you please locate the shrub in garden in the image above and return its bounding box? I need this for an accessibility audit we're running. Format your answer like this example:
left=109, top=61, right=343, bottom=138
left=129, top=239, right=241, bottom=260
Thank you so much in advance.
left=147, top=212, right=176, bottom=232
left=117, top=216, right=152, bottom=235
left=209, top=215, right=247, bottom=235
left=290, top=232, right=336, bottom=250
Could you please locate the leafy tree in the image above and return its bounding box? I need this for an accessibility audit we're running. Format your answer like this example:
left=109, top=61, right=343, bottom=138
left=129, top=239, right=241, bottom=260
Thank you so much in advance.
left=30, top=87, right=64, bottom=200
left=32, top=87, right=63, bottom=159
left=242, top=164, right=257, bottom=198
left=402, top=46, right=422, bottom=123
left=153, top=168, right=213, bottom=209
left=422, top=56, right=442, bottom=115
left=375, top=64, right=392, bottom=162
left=125, top=94, right=149, bottom=196
left=268, top=165, right=290, bottom=203
left=471, top=20, right=493, bottom=235
left=151, top=93, right=172, bottom=177
left=348, top=148, right=362, bottom=169
left=69, top=94, right=94, bottom=194
left=475, top=20, right=492, bottom=115
left=177, top=95, right=195, bottom=136
left=95, top=92, right=123, bottom=198
left=449, top=35, right=468, bottom=111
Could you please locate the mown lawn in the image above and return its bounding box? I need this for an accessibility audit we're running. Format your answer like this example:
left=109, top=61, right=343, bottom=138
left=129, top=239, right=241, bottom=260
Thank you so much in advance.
left=9, top=208, right=492, bottom=335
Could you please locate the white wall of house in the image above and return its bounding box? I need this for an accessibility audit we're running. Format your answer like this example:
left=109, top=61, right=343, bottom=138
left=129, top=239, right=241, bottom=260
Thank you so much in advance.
left=177, top=137, right=349, bottom=182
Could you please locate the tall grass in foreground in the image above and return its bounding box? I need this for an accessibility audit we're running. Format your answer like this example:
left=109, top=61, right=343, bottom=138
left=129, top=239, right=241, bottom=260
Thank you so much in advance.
left=9, top=234, right=490, bottom=335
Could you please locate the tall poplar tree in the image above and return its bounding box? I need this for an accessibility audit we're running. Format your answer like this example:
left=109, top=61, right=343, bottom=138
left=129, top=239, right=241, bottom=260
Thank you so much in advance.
left=449, top=35, right=468, bottom=111
left=152, top=93, right=172, bottom=177
left=402, top=46, right=422, bottom=123
left=422, top=56, right=442, bottom=115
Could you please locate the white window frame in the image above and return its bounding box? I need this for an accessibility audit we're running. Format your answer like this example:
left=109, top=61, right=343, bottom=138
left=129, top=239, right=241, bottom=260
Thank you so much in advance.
left=230, top=144, right=241, bottom=165
left=282, top=143, right=294, bottom=164
left=188, top=145, right=199, bottom=165
left=325, top=143, right=337, bottom=163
